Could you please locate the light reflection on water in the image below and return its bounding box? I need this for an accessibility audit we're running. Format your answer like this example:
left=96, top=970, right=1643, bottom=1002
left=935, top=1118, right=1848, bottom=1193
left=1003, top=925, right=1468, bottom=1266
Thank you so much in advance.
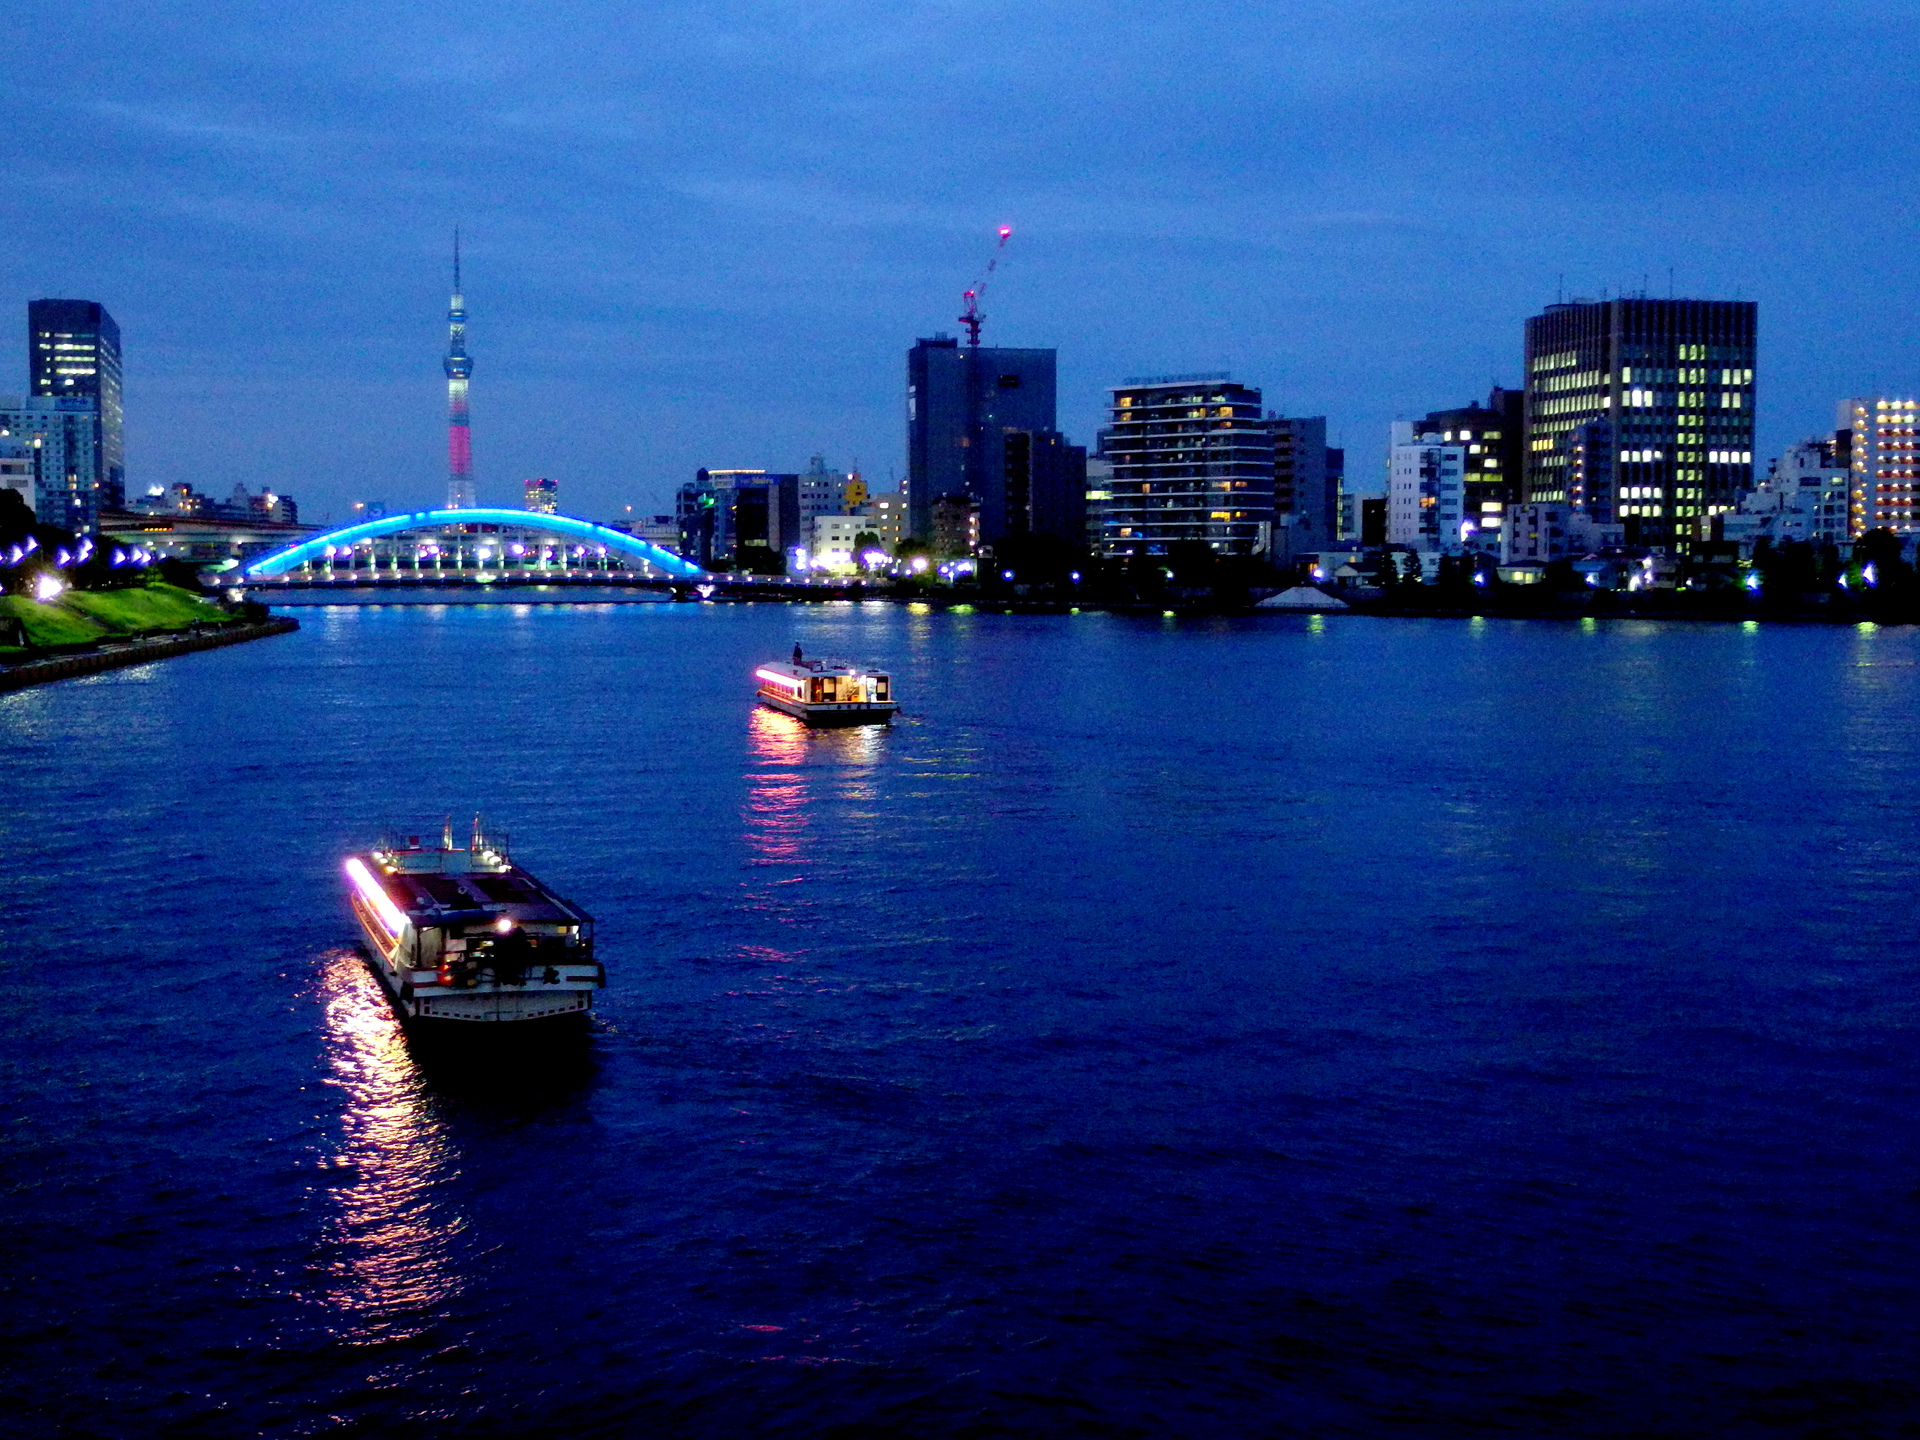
left=314, top=950, right=467, bottom=1341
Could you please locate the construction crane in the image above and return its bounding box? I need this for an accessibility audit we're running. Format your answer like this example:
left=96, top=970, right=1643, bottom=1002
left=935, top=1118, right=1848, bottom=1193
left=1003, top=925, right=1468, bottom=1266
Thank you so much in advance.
left=958, top=225, right=1013, bottom=346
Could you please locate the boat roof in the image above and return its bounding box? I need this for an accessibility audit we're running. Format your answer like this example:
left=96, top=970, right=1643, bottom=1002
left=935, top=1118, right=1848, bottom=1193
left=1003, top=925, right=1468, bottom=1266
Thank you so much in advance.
left=762, top=656, right=886, bottom=678
left=358, top=852, right=592, bottom=927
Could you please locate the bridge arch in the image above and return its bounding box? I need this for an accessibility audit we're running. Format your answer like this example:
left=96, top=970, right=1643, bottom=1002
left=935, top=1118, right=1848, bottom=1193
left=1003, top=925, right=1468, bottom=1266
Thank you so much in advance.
left=244, top=508, right=705, bottom=578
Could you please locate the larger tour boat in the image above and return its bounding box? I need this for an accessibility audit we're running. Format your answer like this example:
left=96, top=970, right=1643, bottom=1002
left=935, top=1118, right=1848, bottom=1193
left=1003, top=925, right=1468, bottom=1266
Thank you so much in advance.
left=755, top=654, right=898, bottom=726
left=344, top=820, right=601, bottom=1024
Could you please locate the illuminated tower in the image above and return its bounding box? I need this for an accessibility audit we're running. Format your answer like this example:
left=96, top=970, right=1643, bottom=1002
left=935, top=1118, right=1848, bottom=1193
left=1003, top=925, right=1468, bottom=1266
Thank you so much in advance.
left=444, top=234, right=475, bottom=509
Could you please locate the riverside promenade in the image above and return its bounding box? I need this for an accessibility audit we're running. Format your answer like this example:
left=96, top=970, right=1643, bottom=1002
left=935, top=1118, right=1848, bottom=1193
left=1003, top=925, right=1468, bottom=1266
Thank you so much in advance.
left=0, top=617, right=300, bottom=692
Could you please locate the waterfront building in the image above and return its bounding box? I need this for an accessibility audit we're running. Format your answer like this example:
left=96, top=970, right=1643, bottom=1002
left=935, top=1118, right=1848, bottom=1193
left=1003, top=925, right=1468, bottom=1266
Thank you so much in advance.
left=1360, top=496, right=1386, bottom=546
left=524, top=477, right=558, bottom=513
left=1718, top=440, right=1850, bottom=554
left=1267, top=415, right=1338, bottom=550
left=1097, top=375, right=1275, bottom=556
left=29, top=299, right=123, bottom=512
left=906, top=335, right=1059, bottom=544
left=1524, top=297, right=1756, bottom=552
left=129, top=482, right=297, bottom=524
left=1387, top=422, right=1467, bottom=552
left=932, top=495, right=980, bottom=556
left=1408, top=389, right=1522, bottom=547
left=0, top=438, right=31, bottom=512
left=799, top=455, right=859, bottom=522
left=0, top=394, right=103, bottom=532
left=809, top=514, right=869, bottom=569
left=675, top=469, right=800, bottom=570
left=999, top=428, right=1087, bottom=548
left=1839, top=397, right=1920, bottom=535
left=861, top=492, right=908, bottom=552
left=1085, top=456, right=1115, bottom=548
left=1500, top=503, right=1624, bottom=566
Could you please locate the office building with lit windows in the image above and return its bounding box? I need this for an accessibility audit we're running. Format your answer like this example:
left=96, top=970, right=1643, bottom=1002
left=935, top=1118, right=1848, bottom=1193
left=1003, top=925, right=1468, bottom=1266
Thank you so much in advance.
left=1840, top=397, right=1920, bottom=535
left=1523, top=298, right=1756, bottom=551
left=28, top=298, right=123, bottom=516
left=1097, top=375, right=1275, bottom=556
left=0, top=394, right=103, bottom=532
left=523, top=477, right=558, bottom=513
left=1407, top=389, right=1523, bottom=549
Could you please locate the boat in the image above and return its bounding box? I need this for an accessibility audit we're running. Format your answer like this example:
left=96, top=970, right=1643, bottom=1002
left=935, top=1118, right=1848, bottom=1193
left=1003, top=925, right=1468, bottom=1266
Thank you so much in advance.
left=343, top=818, right=601, bottom=1024
left=755, top=654, right=898, bottom=726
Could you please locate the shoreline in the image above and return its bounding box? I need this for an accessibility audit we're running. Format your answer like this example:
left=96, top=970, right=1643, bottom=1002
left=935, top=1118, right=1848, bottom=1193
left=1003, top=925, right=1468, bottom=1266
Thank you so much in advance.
left=0, top=617, right=301, bottom=692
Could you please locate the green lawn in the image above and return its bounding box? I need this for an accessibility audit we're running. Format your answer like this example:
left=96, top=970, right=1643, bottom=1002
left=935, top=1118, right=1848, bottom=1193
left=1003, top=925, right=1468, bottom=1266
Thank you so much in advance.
left=2, top=583, right=230, bottom=656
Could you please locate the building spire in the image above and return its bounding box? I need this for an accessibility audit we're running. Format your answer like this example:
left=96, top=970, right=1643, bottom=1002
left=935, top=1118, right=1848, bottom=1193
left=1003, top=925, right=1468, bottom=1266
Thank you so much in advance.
left=444, top=230, right=474, bottom=509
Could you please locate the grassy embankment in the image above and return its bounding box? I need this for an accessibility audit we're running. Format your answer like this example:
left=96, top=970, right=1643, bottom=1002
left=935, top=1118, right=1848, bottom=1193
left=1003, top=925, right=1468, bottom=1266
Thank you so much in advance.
left=0, top=583, right=231, bottom=659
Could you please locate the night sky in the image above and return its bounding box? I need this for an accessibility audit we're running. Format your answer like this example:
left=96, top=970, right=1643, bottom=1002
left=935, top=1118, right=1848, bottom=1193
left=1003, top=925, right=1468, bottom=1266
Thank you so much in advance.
left=2, top=0, right=1913, bottom=524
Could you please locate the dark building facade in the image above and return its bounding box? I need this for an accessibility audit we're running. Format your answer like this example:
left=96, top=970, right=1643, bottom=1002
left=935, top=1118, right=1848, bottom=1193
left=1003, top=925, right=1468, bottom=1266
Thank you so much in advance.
left=29, top=299, right=122, bottom=513
left=906, top=336, right=1063, bottom=546
left=1098, top=376, right=1275, bottom=556
left=1524, top=298, right=1756, bottom=551
left=676, top=469, right=800, bottom=570
left=1000, top=428, right=1087, bottom=548
left=1267, top=414, right=1338, bottom=552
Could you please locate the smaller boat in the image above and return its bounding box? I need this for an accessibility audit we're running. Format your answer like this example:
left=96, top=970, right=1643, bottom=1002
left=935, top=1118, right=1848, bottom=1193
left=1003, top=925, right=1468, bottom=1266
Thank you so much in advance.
left=344, top=818, right=601, bottom=1025
left=755, top=653, right=898, bottom=726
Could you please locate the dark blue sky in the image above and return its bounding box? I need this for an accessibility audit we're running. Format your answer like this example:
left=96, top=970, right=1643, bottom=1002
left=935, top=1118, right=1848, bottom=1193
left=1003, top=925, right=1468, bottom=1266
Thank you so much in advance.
left=3, top=0, right=1914, bottom=524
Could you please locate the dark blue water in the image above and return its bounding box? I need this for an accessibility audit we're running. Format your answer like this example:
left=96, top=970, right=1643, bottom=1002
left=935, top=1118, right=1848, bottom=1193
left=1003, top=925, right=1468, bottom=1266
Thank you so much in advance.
left=5, top=604, right=1919, bottom=1438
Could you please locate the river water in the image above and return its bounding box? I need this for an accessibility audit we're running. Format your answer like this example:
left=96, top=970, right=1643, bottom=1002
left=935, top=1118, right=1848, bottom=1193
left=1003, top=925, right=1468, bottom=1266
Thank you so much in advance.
left=3, top=603, right=1918, bottom=1438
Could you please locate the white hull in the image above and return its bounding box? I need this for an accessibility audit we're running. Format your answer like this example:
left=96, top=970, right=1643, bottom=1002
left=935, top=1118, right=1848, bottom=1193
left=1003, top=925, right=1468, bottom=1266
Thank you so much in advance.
left=346, top=844, right=601, bottom=1026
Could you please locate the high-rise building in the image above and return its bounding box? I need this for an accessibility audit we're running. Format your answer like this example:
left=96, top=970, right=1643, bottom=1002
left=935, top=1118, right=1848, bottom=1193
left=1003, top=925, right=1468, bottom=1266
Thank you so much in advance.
left=1387, top=422, right=1467, bottom=551
left=1097, top=375, right=1275, bottom=556
left=445, top=240, right=475, bottom=509
left=28, top=299, right=123, bottom=512
left=999, top=428, right=1087, bottom=546
left=1523, top=298, right=1756, bottom=551
left=906, top=336, right=1059, bottom=544
left=524, top=477, right=558, bottom=513
left=1267, top=415, right=1338, bottom=550
left=0, top=395, right=103, bottom=531
left=1839, top=397, right=1920, bottom=536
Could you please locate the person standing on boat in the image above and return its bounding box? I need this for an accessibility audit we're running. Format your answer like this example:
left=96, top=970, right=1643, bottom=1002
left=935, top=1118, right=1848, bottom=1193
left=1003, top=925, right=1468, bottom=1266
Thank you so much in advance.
left=792, top=643, right=804, bottom=665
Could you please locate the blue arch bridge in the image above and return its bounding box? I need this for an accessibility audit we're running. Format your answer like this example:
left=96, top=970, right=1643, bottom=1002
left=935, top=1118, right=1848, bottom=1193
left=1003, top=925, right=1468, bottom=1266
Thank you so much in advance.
left=239, top=509, right=886, bottom=600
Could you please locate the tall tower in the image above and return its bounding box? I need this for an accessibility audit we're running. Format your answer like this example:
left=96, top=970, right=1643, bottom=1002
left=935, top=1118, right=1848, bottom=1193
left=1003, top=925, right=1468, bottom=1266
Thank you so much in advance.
left=29, top=299, right=123, bottom=515
left=444, top=234, right=475, bottom=509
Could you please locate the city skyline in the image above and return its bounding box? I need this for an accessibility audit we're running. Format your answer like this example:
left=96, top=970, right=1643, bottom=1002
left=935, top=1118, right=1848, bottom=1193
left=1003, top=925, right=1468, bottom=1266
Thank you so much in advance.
left=1, top=1, right=1913, bottom=522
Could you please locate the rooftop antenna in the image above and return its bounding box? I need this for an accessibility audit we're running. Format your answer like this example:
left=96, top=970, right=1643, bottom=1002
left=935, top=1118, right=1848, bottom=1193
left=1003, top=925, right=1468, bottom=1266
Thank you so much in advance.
left=959, top=225, right=1013, bottom=347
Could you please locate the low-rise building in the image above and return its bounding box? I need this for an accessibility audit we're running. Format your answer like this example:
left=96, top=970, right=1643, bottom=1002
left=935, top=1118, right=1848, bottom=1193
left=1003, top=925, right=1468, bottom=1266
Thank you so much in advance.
left=861, top=492, right=908, bottom=551
left=0, top=439, right=33, bottom=512
left=1500, top=503, right=1624, bottom=565
left=1718, top=438, right=1850, bottom=553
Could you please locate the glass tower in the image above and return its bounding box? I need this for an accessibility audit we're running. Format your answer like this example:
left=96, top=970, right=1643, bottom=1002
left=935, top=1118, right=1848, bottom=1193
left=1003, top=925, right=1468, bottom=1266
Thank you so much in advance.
left=28, top=298, right=122, bottom=513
